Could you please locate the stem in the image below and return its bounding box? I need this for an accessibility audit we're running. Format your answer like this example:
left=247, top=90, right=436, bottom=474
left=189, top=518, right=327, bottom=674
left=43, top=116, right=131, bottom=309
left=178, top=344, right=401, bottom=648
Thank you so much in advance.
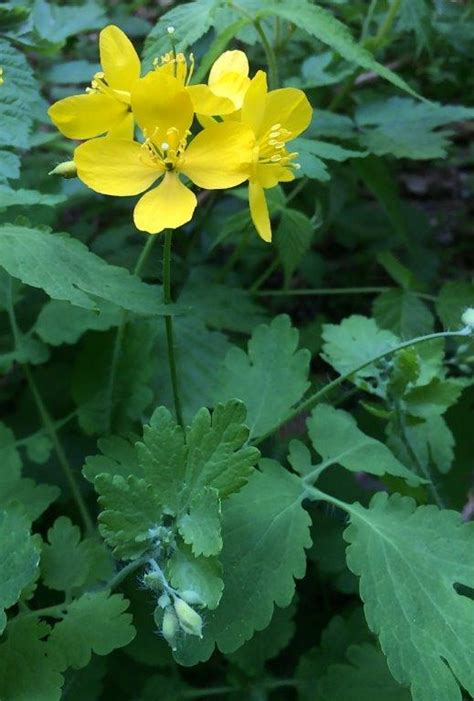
left=24, top=365, right=95, bottom=535
left=252, top=328, right=472, bottom=446
left=134, top=234, right=157, bottom=278
left=163, top=229, right=184, bottom=428
left=250, top=258, right=280, bottom=293
left=216, top=226, right=251, bottom=283
left=254, top=287, right=436, bottom=301
left=106, top=554, right=151, bottom=591
left=254, top=19, right=279, bottom=88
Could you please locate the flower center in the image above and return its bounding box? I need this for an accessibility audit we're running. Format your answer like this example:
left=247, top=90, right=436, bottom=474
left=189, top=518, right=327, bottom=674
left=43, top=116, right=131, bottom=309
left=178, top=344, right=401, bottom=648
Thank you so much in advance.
left=140, top=126, right=189, bottom=172
left=86, top=71, right=131, bottom=106
left=258, top=123, right=300, bottom=171
left=153, top=51, right=195, bottom=86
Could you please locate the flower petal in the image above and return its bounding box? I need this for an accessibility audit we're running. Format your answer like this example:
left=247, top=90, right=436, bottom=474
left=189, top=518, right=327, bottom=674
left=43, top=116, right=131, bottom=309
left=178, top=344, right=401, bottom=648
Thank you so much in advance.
left=131, top=72, right=193, bottom=143
left=209, top=72, right=250, bottom=110
left=209, top=50, right=249, bottom=84
left=256, top=162, right=295, bottom=188
left=187, top=84, right=236, bottom=116
left=74, top=138, right=159, bottom=196
left=241, top=70, right=268, bottom=137
left=99, top=25, right=141, bottom=91
left=48, top=92, right=127, bottom=139
left=181, top=122, right=255, bottom=189
left=133, top=173, right=197, bottom=234
left=249, top=181, right=272, bottom=242
left=107, top=112, right=134, bottom=140
left=261, top=88, right=312, bottom=139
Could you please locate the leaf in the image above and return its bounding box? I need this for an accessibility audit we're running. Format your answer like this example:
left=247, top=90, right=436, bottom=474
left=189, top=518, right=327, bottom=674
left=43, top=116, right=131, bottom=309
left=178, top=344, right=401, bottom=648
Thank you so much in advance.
left=398, top=0, right=431, bottom=49
left=142, top=0, right=220, bottom=69
left=345, top=492, right=474, bottom=701
left=275, top=208, right=315, bottom=286
left=0, top=509, right=40, bottom=633
left=0, top=619, right=63, bottom=701
left=178, top=488, right=222, bottom=557
left=436, top=281, right=474, bottom=329
left=0, top=186, right=66, bottom=209
left=319, top=643, right=411, bottom=700
left=48, top=591, right=135, bottom=670
left=404, top=377, right=466, bottom=417
left=307, top=404, right=424, bottom=486
left=175, top=460, right=311, bottom=664
left=0, top=224, right=171, bottom=316
left=168, top=544, right=223, bottom=610
left=355, top=98, right=474, bottom=159
left=373, top=290, right=435, bottom=338
left=32, top=0, right=106, bottom=44
left=41, top=517, right=97, bottom=592
left=215, top=315, right=311, bottom=439
left=259, top=1, right=418, bottom=97
left=35, top=299, right=121, bottom=346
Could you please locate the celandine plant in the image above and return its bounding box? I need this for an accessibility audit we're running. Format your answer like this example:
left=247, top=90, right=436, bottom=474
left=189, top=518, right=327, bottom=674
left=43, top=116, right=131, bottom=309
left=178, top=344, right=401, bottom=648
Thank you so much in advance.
left=0, top=1, right=474, bottom=700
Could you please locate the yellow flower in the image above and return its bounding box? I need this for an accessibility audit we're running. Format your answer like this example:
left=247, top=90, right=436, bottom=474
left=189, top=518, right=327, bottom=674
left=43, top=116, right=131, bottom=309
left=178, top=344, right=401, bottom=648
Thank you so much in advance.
left=241, top=71, right=312, bottom=242
left=0, top=67, right=3, bottom=86
left=48, top=25, right=140, bottom=140
left=74, top=71, right=255, bottom=234
left=186, top=50, right=251, bottom=116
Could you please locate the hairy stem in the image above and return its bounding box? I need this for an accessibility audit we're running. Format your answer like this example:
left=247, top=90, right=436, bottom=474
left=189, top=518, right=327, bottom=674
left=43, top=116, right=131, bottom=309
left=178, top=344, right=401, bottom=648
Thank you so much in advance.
left=163, top=229, right=184, bottom=428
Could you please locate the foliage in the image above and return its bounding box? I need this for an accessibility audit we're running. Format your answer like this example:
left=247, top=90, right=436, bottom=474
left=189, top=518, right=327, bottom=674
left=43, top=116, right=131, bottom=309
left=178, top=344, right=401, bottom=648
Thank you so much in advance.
left=0, top=0, right=473, bottom=699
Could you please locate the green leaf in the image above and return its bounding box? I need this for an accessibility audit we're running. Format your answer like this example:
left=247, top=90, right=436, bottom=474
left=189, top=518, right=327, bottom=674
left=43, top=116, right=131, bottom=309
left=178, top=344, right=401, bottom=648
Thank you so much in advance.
left=395, top=415, right=455, bottom=475
left=345, top=492, right=474, bottom=701
left=143, top=0, right=220, bottom=69
left=259, top=1, right=419, bottom=97
left=215, top=315, right=311, bottom=440
left=32, top=0, right=106, bottom=44
left=0, top=509, right=40, bottom=632
left=275, top=208, right=315, bottom=286
left=41, top=517, right=99, bottom=592
left=319, top=643, right=411, bottom=700
left=0, top=619, right=63, bottom=701
left=373, top=290, right=435, bottom=338
left=398, top=0, right=431, bottom=49
left=356, top=98, right=474, bottom=159
left=0, top=225, right=170, bottom=316
left=48, top=591, right=135, bottom=670
left=436, top=281, right=474, bottom=329
left=177, top=488, right=222, bottom=557
left=175, top=460, right=311, bottom=664
left=404, top=377, right=466, bottom=417
left=35, top=299, right=121, bottom=346
left=0, top=186, right=66, bottom=209
left=168, top=544, right=223, bottom=610
left=307, top=404, right=424, bottom=486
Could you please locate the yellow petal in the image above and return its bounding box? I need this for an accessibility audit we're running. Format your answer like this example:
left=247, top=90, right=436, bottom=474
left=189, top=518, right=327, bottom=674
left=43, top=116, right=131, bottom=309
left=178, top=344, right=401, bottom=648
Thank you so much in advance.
left=74, top=138, right=159, bottom=196
left=256, top=162, right=295, bottom=188
left=107, top=112, right=134, bottom=140
left=133, top=173, right=197, bottom=234
left=209, top=50, right=249, bottom=84
left=99, top=25, right=141, bottom=91
left=181, top=122, right=255, bottom=189
left=48, top=92, right=127, bottom=139
left=209, top=72, right=250, bottom=110
left=241, top=70, right=267, bottom=137
left=261, top=88, right=312, bottom=139
left=249, top=181, right=272, bottom=242
left=131, top=72, right=193, bottom=143
left=187, top=84, right=236, bottom=116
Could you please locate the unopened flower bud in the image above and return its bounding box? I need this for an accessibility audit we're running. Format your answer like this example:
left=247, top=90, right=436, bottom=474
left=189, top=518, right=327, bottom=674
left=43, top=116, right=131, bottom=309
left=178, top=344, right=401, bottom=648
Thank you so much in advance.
left=158, top=592, right=171, bottom=608
left=143, top=571, right=162, bottom=591
left=180, top=590, right=204, bottom=606
left=461, top=308, right=474, bottom=330
left=173, top=597, right=203, bottom=638
left=48, top=160, right=77, bottom=179
left=161, top=606, right=179, bottom=650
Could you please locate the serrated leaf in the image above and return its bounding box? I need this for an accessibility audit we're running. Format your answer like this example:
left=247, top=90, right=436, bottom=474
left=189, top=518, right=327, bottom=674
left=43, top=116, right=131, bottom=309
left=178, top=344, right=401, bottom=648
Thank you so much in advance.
left=345, top=492, right=474, bottom=701
left=0, top=509, right=40, bottom=632
left=142, top=0, right=219, bottom=69
left=174, top=460, right=311, bottom=664
left=319, top=643, right=411, bottom=700
left=404, top=377, right=465, bottom=417
left=215, top=315, right=311, bottom=440
left=178, top=488, right=222, bottom=557
left=436, top=281, right=474, bottom=329
left=373, top=290, right=434, bottom=338
left=41, top=517, right=97, bottom=592
left=168, top=544, right=223, bottom=610
left=35, top=299, right=121, bottom=346
left=48, top=591, right=135, bottom=670
left=356, top=98, right=474, bottom=159
left=83, top=435, right=141, bottom=483
left=0, top=619, right=63, bottom=701
left=0, top=224, right=171, bottom=316
left=307, top=404, right=424, bottom=486
left=32, top=0, right=106, bottom=44
left=275, top=208, right=315, bottom=286
left=293, top=137, right=366, bottom=181
left=0, top=186, right=66, bottom=209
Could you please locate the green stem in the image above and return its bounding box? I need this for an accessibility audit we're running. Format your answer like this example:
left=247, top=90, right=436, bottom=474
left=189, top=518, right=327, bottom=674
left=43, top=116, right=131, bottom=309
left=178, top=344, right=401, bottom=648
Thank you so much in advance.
left=216, top=226, right=251, bottom=283
left=252, top=328, right=472, bottom=446
left=250, top=258, right=280, bottom=293
left=134, top=234, right=157, bottom=278
left=254, top=286, right=436, bottom=301
left=254, top=19, right=279, bottom=88
left=106, top=554, right=151, bottom=591
left=24, top=364, right=95, bottom=535
left=163, top=229, right=184, bottom=428
left=285, top=177, right=308, bottom=204
left=14, top=410, right=77, bottom=449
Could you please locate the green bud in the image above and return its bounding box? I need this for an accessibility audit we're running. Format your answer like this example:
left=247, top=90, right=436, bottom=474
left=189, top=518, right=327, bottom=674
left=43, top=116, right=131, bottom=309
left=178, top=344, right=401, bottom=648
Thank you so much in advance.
left=180, top=590, right=204, bottom=606
left=48, top=160, right=77, bottom=178
left=143, top=571, right=162, bottom=591
left=173, top=597, right=203, bottom=638
left=158, top=592, right=171, bottom=609
left=461, top=308, right=474, bottom=330
left=161, top=606, right=179, bottom=650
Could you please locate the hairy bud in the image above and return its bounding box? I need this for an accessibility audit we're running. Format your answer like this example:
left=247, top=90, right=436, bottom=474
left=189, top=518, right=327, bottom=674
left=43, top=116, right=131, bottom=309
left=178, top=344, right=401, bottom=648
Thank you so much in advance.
left=48, top=160, right=77, bottom=178
left=461, top=308, right=474, bottom=330
left=161, top=606, right=179, bottom=650
left=173, top=597, right=203, bottom=638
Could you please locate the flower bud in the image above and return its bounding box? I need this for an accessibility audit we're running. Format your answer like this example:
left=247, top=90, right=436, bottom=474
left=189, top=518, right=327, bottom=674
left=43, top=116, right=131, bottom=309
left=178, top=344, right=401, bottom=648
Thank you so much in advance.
left=143, top=571, right=162, bottom=591
left=48, top=160, right=77, bottom=178
left=161, top=606, right=179, bottom=650
left=179, top=590, right=204, bottom=606
left=461, top=308, right=474, bottom=330
left=158, top=592, right=171, bottom=609
left=173, top=597, right=203, bottom=638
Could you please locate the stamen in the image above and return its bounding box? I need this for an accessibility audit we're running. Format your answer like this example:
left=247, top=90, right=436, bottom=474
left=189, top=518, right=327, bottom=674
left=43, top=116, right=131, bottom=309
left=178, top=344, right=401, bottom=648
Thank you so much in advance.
left=161, top=142, right=170, bottom=152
